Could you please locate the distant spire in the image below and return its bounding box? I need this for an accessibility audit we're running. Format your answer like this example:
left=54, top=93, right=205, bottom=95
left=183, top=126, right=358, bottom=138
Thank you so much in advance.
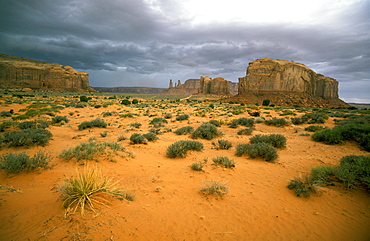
left=177, top=80, right=181, bottom=86
left=169, top=79, right=173, bottom=88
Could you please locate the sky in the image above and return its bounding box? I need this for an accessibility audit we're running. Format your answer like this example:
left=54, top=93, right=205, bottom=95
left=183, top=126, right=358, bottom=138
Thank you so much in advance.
left=0, top=0, right=369, bottom=103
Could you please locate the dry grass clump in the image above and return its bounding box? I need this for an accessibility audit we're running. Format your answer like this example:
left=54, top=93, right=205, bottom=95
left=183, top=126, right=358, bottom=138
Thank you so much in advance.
left=212, top=156, right=235, bottom=168
left=287, top=175, right=321, bottom=197
left=0, top=150, right=51, bottom=174
left=236, top=143, right=278, bottom=162
left=166, top=140, right=204, bottom=158
left=60, top=165, right=129, bottom=216
left=212, top=139, right=233, bottom=150
left=200, top=180, right=229, bottom=197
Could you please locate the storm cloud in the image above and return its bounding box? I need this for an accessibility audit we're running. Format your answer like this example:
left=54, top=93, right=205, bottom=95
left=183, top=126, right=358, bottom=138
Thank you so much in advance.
left=0, top=0, right=369, bottom=102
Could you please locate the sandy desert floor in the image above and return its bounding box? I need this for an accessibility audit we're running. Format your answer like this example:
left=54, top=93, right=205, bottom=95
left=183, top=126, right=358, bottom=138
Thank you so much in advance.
left=0, top=94, right=369, bottom=241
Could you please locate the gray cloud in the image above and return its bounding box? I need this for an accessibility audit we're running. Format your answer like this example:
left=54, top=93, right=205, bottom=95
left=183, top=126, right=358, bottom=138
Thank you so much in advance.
left=0, top=0, right=369, bottom=102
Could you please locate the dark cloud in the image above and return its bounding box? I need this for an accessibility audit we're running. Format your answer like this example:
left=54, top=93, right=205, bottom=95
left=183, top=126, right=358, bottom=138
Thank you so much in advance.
left=0, top=0, right=369, bottom=102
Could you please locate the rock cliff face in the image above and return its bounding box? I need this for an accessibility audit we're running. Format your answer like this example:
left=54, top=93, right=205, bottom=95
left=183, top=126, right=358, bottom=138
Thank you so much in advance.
left=161, top=79, right=201, bottom=95
left=0, top=53, right=92, bottom=92
left=93, top=86, right=166, bottom=94
left=231, top=57, right=348, bottom=107
left=239, top=57, right=338, bottom=99
left=161, top=78, right=238, bottom=95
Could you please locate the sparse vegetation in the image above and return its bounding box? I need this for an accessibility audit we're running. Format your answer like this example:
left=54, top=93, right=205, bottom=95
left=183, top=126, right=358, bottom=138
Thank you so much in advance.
left=212, top=156, right=235, bottom=168
left=249, top=134, right=287, bottom=149
left=2, top=129, right=52, bottom=147
left=235, top=143, right=278, bottom=162
left=200, top=180, right=228, bottom=197
left=229, top=117, right=255, bottom=128
left=190, top=161, right=204, bottom=171
left=60, top=165, right=126, bottom=216
left=0, top=150, right=51, bottom=174
left=130, top=133, right=147, bottom=144
left=174, top=126, right=194, bottom=135
left=211, top=139, right=232, bottom=150
left=166, top=140, right=203, bottom=158
left=78, top=118, right=107, bottom=130
left=176, top=114, right=189, bottom=121
left=287, top=175, right=321, bottom=197
left=237, top=128, right=254, bottom=135
left=52, top=116, right=70, bottom=124
left=191, top=123, right=223, bottom=140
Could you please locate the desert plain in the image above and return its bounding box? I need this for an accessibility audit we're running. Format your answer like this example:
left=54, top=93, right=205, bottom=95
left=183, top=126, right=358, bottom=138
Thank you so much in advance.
left=0, top=93, right=369, bottom=241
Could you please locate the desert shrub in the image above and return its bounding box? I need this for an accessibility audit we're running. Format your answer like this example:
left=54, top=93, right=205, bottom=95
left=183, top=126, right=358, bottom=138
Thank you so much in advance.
left=304, top=125, right=325, bottom=132
left=212, top=156, right=235, bottom=168
left=2, top=129, right=52, bottom=147
left=310, top=165, right=336, bottom=185
left=78, top=118, right=107, bottom=130
left=262, top=99, right=270, bottom=106
left=229, top=117, right=255, bottom=128
left=280, top=110, right=297, bottom=116
left=18, top=121, right=36, bottom=129
left=129, top=122, right=142, bottom=129
left=0, top=111, right=12, bottom=117
left=291, top=117, right=306, bottom=125
left=0, top=121, right=17, bottom=132
left=211, top=139, right=232, bottom=150
left=166, top=140, right=203, bottom=158
left=249, top=134, right=287, bottom=149
left=191, top=123, right=223, bottom=140
left=37, top=120, right=51, bottom=129
left=100, top=131, right=108, bottom=137
left=102, top=112, right=113, bottom=117
left=336, top=155, right=370, bottom=188
left=265, top=118, right=289, bottom=127
left=143, top=132, right=159, bottom=141
left=121, top=99, right=131, bottom=105
left=311, top=129, right=343, bottom=145
left=60, top=166, right=125, bottom=216
left=130, top=133, right=147, bottom=144
left=117, top=135, right=127, bottom=141
left=164, top=113, right=172, bottom=119
left=200, top=180, right=228, bottom=197
left=190, top=161, right=204, bottom=171
left=287, top=175, right=321, bottom=197
left=52, top=116, right=70, bottom=124
left=237, top=128, right=254, bottom=135
left=79, top=95, right=89, bottom=102
left=174, top=126, right=194, bottom=135
left=176, top=114, right=189, bottom=121
left=150, top=117, right=167, bottom=127
left=132, top=99, right=139, bottom=104
left=59, top=141, right=127, bottom=162
left=208, top=120, right=221, bottom=127
left=0, top=150, right=51, bottom=174
left=235, top=143, right=278, bottom=162
left=305, top=112, right=328, bottom=124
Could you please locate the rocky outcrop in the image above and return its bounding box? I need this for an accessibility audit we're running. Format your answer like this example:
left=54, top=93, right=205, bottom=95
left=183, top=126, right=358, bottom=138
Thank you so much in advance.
left=0, top=53, right=93, bottom=92
left=239, top=57, right=338, bottom=98
left=161, top=78, right=238, bottom=95
left=232, top=57, right=348, bottom=107
left=161, top=79, right=201, bottom=95
left=198, top=76, right=232, bottom=95
left=93, top=86, right=166, bottom=94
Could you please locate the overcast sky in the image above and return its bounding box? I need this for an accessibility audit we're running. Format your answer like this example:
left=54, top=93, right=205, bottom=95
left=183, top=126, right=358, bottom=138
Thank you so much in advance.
left=0, top=0, right=369, bottom=103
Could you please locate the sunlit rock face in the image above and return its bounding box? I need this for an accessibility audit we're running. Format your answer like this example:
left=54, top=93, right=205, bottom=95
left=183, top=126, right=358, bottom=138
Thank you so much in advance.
left=198, top=76, right=232, bottom=95
left=238, top=57, right=338, bottom=99
left=0, top=53, right=92, bottom=92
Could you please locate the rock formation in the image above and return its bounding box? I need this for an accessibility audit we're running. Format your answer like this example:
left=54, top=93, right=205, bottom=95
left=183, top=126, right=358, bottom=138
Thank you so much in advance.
left=231, top=57, right=348, bottom=107
left=93, top=86, right=166, bottom=94
left=161, top=78, right=238, bottom=95
left=0, top=53, right=93, bottom=92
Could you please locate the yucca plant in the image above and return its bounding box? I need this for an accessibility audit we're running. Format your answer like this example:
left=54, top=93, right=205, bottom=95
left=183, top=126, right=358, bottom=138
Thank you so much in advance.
left=60, top=166, right=124, bottom=216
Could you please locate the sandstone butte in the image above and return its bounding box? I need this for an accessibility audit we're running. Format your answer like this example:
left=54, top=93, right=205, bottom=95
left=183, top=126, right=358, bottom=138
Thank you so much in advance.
left=0, top=53, right=93, bottom=92
left=161, top=77, right=238, bottom=96
left=230, top=57, right=349, bottom=107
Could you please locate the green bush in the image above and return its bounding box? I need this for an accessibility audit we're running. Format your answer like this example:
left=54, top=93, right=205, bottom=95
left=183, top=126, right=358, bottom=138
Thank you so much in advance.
left=52, top=116, right=70, bottom=124
left=0, top=121, right=17, bottom=132
left=336, top=155, right=370, bottom=188
left=0, top=150, right=51, bottom=174
left=191, top=123, right=223, bottom=140
left=59, top=141, right=127, bottom=162
left=164, top=113, right=172, bottom=119
left=121, top=99, right=131, bottom=105
left=176, top=114, right=189, bottom=121
left=212, top=156, right=235, bottom=168
left=262, top=99, right=270, bottom=106
left=287, top=176, right=320, bottom=197
left=304, top=125, right=325, bottom=132
left=311, top=129, right=343, bottom=145
left=235, top=143, right=278, bottom=162
left=208, top=120, right=221, bottom=127
left=237, top=128, right=254, bottom=135
left=79, top=96, right=89, bottom=102
left=229, top=118, right=255, bottom=128
left=0, top=111, right=12, bottom=117
left=102, top=112, right=113, bottom=117
left=211, top=139, right=232, bottom=150
left=265, top=118, right=289, bottom=127
left=18, top=121, right=37, bottom=129
left=249, top=134, right=287, bottom=149
left=143, top=132, right=159, bottom=141
left=150, top=117, right=167, bottom=127
left=166, top=140, right=203, bottom=158
left=129, top=122, right=142, bottom=129
left=130, top=133, right=147, bottom=144
left=190, top=162, right=204, bottom=171
left=2, top=129, right=52, bottom=147
left=78, top=118, right=107, bottom=130
left=174, top=126, right=194, bottom=135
